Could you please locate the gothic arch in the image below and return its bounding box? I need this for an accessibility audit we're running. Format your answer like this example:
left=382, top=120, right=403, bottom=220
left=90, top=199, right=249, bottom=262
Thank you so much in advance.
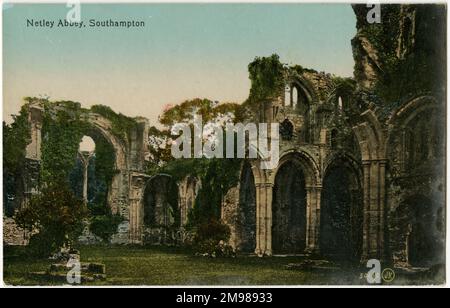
left=351, top=109, right=387, bottom=261
left=269, top=150, right=321, bottom=187
left=287, top=75, right=318, bottom=104
left=142, top=174, right=179, bottom=228
left=236, top=161, right=257, bottom=253
left=81, top=113, right=129, bottom=216
left=23, top=100, right=152, bottom=244
left=84, top=113, right=128, bottom=171
left=386, top=96, right=438, bottom=152
left=320, top=154, right=363, bottom=261
left=271, top=160, right=308, bottom=254
left=283, top=76, right=317, bottom=143
left=269, top=151, right=321, bottom=254
left=323, top=152, right=363, bottom=182
left=353, top=109, right=387, bottom=161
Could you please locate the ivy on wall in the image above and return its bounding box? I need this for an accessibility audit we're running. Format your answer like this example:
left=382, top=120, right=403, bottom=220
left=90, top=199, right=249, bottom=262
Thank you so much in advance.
left=353, top=4, right=446, bottom=105
left=6, top=98, right=137, bottom=242
left=40, top=103, right=90, bottom=185
left=148, top=98, right=245, bottom=228
left=3, top=106, right=31, bottom=216
left=247, top=54, right=285, bottom=105
left=90, top=104, right=138, bottom=142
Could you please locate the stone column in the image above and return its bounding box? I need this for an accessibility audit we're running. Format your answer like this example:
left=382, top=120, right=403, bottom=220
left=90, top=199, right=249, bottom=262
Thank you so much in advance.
left=255, top=183, right=262, bottom=256
left=128, top=173, right=149, bottom=244
left=264, top=183, right=274, bottom=256
left=361, top=162, right=371, bottom=261
left=378, top=160, right=387, bottom=259
left=255, top=183, right=265, bottom=256
left=254, top=182, right=274, bottom=256
left=25, top=105, right=43, bottom=161
left=78, top=151, right=94, bottom=204
left=179, top=195, right=187, bottom=226
left=306, top=186, right=322, bottom=254
left=361, top=159, right=387, bottom=262
left=23, top=104, right=43, bottom=206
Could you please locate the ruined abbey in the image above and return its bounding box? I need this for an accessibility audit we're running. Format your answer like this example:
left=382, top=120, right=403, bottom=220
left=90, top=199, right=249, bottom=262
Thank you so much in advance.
left=4, top=4, right=446, bottom=269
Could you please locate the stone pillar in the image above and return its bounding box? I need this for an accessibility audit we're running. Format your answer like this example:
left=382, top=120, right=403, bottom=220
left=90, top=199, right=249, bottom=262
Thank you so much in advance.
left=379, top=160, right=387, bottom=259
left=361, top=159, right=387, bottom=262
left=264, top=183, right=273, bottom=256
left=362, top=162, right=370, bottom=261
left=255, top=183, right=265, bottom=256
left=179, top=195, right=187, bottom=226
left=254, top=182, right=273, bottom=256
left=23, top=104, right=43, bottom=205
left=128, top=173, right=149, bottom=244
left=284, top=85, right=291, bottom=106
left=306, top=186, right=322, bottom=254
left=25, top=105, right=43, bottom=161
left=78, top=151, right=94, bottom=204
left=255, top=183, right=263, bottom=256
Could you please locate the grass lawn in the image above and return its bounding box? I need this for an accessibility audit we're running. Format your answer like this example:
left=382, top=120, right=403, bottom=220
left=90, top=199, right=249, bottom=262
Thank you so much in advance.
left=3, top=245, right=441, bottom=286
left=4, top=245, right=361, bottom=286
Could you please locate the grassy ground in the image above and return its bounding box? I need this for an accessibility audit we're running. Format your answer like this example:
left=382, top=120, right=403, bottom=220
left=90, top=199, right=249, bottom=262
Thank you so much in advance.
left=3, top=245, right=442, bottom=286
left=4, top=245, right=361, bottom=286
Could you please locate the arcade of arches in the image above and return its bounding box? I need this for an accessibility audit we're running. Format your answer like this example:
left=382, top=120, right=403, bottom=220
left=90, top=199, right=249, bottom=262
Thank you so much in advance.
left=222, top=85, right=445, bottom=268
left=16, top=92, right=445, bottom=269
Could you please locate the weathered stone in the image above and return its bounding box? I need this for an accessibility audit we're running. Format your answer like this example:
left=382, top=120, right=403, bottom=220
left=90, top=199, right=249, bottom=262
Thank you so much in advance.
left=3, top=217, right=29, bottom=246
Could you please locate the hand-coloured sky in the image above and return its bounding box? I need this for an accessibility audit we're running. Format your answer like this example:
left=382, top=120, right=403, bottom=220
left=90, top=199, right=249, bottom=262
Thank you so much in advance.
left=3, top=3, right=356, bottom=124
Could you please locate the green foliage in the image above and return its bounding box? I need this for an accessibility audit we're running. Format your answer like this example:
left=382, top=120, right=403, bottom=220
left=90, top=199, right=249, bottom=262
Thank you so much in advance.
left=3, top=106, right=31, bottom=172
left=89, top=213, right=123, bottom=243
left=15, top=184, right=88, bottom=257
left=194, top=219, right=231, bottom=243
left=193, top=219, right=234, bottom=257
left=248, top=54, right=285, bottom=103
left=289, top=64, right=318, bottom=75
left=93, top=136, right=117, bottom=186
left=90, top=104, right=137, bottom=141
left=3, top=106, right=31, bottom=216
left=159, top=98, right=243, bottom=127
left=157, top=156, right=241, bottom=230
left=332, top=77, right=357, bottom=97
left=146, top=126, right=173, bottom=174
left=187, top=159, right=242, bottom=227
left=40, top=103, right=89, bottom=185
left=355, top=5, right=446, bottom=103
left=154, top=98, right=245, bottom=229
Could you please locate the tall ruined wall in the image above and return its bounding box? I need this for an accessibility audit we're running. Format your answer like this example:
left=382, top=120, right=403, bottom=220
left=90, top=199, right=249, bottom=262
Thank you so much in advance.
left=352, top=4, right=446, bottom=267
left=4, top=100, right=151, bottom=246
left=352, top=4, right=446, bottom=103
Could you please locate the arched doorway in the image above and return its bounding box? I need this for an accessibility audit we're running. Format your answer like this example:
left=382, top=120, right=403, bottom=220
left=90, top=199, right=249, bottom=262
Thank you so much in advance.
left=143, top=175, right=179, bottom=228
left=272, top=161, right=307, bottom=254
left=237, top=162, right=256, bottom=253
left=320, top=158, right=362, bottom=261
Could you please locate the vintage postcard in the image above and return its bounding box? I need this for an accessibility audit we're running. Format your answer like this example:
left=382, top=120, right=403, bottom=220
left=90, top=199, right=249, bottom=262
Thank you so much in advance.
left=1, top=1, right=447, bottom=290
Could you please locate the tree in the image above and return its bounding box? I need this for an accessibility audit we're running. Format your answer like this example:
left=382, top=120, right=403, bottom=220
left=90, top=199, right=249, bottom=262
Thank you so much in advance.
left=15, top=184, right=88, bottom=256
left=3, top=107, right=31, bottom=216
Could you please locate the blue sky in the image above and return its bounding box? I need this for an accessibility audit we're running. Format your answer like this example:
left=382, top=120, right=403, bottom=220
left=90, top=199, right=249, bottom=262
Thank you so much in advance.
left=3, top=3, right=356, bottom=124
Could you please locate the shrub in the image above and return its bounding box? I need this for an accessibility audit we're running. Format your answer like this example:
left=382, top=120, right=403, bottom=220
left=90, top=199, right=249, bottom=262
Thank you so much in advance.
left=15, top=184, right=88, bottom=257
left=193, top=219, right=234, bottom=257
left=89, top=213, right=123, bottom=243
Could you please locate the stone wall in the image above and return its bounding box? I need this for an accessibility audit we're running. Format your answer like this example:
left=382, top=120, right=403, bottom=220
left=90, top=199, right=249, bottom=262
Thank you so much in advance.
left=3, top=217, right=29, bottom=246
